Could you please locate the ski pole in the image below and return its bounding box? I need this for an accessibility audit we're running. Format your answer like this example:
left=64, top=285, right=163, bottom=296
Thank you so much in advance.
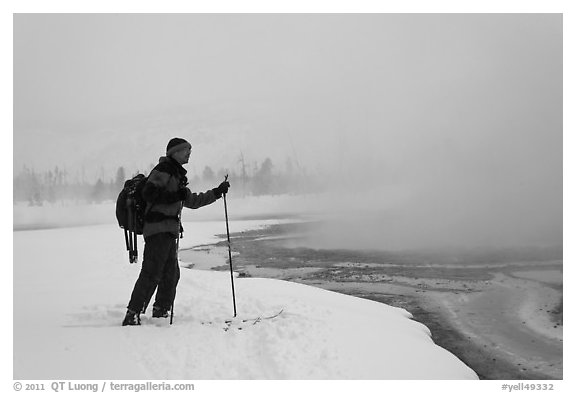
left=170, top=201, right=184, bottom=325
left=170, top=228, right=178, bottom=325
left=223, top=175, right=237, bottom=317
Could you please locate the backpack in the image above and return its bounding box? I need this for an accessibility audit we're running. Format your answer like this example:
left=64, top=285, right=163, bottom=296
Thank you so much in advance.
left=115, top=174, right=148, bottom=263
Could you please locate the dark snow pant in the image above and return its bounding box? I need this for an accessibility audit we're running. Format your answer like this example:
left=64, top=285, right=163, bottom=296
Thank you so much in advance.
left=127, top=232, right=180, bottom=314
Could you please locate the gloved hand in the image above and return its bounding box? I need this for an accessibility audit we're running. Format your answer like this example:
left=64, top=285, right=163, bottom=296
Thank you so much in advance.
left=213, top=181, right=230, bottom=198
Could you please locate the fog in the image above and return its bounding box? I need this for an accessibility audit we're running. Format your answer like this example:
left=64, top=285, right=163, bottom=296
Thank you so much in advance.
left=13, top=14, right=562, bottom=251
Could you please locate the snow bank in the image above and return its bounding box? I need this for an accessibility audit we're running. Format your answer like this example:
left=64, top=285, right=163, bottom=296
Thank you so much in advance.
left=13, top=218, right=477, bottom=380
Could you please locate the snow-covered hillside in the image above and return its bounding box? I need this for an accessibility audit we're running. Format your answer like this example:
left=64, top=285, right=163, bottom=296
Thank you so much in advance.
left=13, top=216, right=477, bottom=380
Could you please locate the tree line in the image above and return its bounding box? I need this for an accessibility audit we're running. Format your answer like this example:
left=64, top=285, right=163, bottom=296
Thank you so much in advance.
left=13, top=157, right=326, bottom=206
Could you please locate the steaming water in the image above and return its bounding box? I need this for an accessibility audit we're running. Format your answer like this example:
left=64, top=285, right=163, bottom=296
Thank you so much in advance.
left=272, top=216, right=562, bottom=267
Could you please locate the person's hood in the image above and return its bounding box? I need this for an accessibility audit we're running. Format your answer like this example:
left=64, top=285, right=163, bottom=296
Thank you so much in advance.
left=158, top=156, right=187, bottom=176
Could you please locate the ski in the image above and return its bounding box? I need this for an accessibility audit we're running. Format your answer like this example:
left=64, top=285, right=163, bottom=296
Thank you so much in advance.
left=201, top=309, right=284, bottom=331
left=228, top=308, right=284, bottom=323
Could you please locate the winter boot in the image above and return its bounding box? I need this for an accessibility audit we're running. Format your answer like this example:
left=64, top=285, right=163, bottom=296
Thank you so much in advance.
left=152, top=306, right=170, bottom=318
left=122, top=309, right=141, bottom=326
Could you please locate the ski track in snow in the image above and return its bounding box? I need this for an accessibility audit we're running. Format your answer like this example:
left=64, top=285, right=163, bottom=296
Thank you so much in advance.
left=13, top=222, right=477, bottom=380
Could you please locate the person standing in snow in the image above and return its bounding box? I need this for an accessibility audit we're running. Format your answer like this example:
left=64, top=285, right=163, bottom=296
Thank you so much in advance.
left=122, top=137, right=230, bottom=326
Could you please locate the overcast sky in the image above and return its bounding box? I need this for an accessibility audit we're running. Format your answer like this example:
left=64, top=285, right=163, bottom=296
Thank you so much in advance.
left=13, top=13, right=562, bottom=247
left=14, top=14, right=561, bottom=169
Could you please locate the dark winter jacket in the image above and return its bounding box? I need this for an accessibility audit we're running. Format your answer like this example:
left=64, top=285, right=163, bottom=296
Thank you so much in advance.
left=142, top=156, right=219, bottom=239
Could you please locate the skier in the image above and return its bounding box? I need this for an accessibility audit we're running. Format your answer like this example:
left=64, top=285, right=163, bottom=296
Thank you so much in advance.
left=122, top=137, right=230, bottom=326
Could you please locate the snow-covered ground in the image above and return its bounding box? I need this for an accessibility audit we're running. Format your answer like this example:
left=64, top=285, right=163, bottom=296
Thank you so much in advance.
left=13, top=205, right=477, bottom=380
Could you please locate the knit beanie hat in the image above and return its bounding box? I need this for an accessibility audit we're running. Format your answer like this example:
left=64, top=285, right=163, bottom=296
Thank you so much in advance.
left=166, top=137, right=191, bottom=156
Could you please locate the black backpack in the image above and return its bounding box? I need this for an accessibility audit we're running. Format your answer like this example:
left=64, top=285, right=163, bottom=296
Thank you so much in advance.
left=116, top=174, right=148, bottom=263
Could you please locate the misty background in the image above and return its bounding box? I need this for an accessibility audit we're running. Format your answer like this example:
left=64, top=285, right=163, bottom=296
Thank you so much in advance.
left=13, top=13, right=562, bottom=251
